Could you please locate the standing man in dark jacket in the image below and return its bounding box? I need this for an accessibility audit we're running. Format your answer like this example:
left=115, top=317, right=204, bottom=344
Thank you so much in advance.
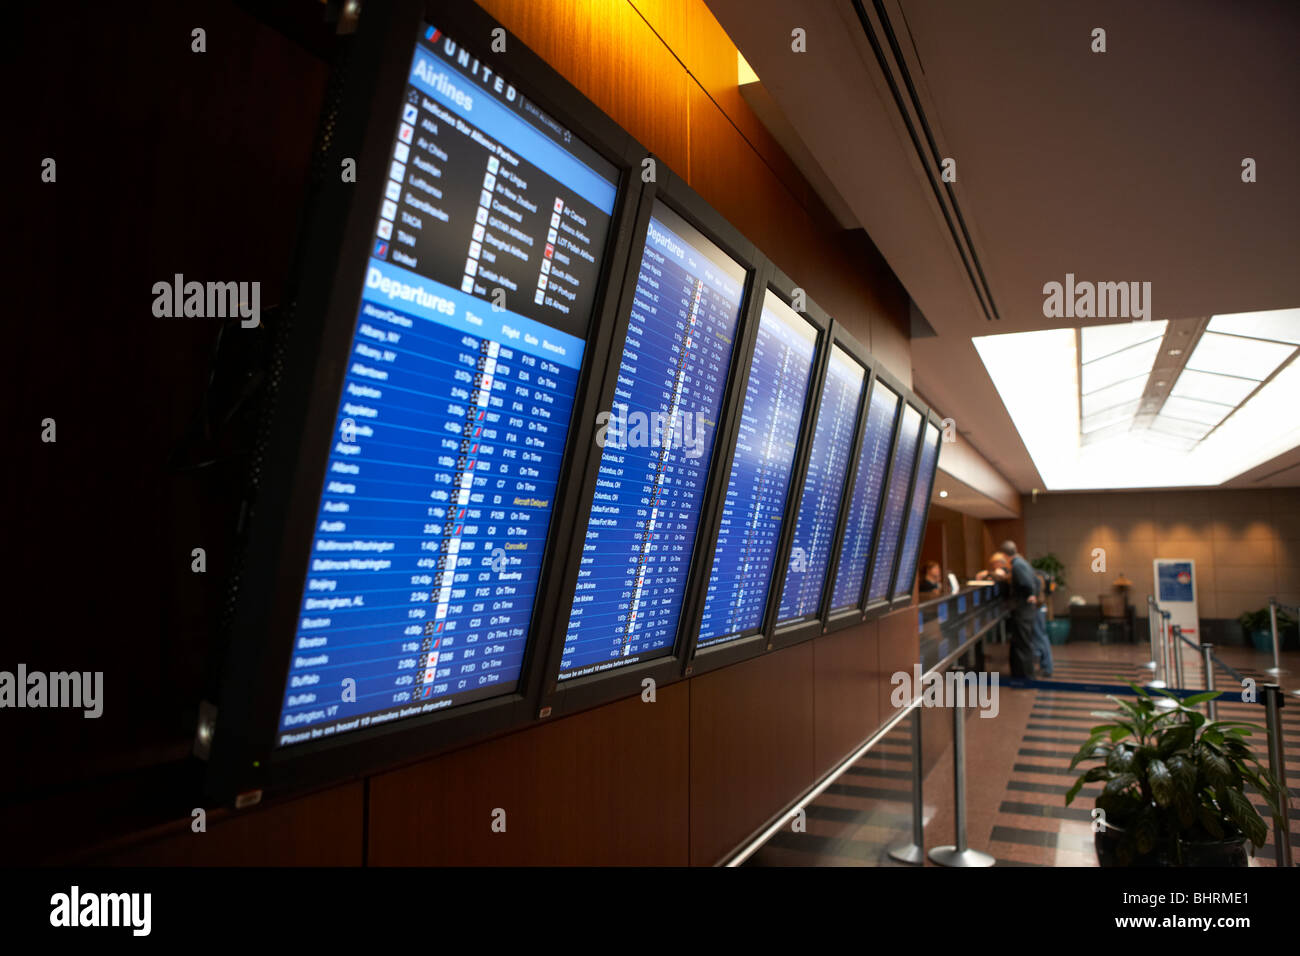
left=1001, top=540, right=1039, bottom=678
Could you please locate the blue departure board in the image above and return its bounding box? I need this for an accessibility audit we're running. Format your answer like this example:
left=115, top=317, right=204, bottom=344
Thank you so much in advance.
left=274, top=24, right=619, bottom=747
left=866, top=404, right=923, bottom=604
left=559, top=202, right=747, bottom=679
left=696, top=292, right=818, bottom=649
left=828, top=380, right=900, bottom=612
left=893, top=421, right=942, bottom=600
left=776, top=345, right=865, bottom=623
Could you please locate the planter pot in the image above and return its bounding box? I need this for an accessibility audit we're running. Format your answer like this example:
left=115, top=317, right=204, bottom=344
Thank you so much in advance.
left=1249, top=629, right=1274, bottom=652
left=1047, top=620, right=1070, bottom=645
left=1182, top=836, right=1249, bottom=867
left=1094, top=829, right=1248, bottom=867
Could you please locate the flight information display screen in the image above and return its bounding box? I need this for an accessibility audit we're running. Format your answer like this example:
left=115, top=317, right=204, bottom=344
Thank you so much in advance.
left=828, top=380, right=900, bottom=612
left=866, top=404, right=923, bottom=604
left=274, top=23, right=619, bottom=747
left=776, top=345, right=865, bottom=624
left=892, top=421, right=942, bottom=600
left=696, top=292, right=818, bottom=649
left=560, top=202, right=746, bottom=679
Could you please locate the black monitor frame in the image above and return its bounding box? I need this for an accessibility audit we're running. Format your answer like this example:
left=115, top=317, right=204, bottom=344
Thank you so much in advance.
left=888, top=408, right=945, bottom=610
left=204, top=0, right=648, bottom=804
left=767, top=317, right=870, bottom=649
left=862, top=393, right=930, bottom=618
left=532, top=166, right=763, bottom=716
left=685, top=268, right=832, bottom=675
left=822, top=353, right=910, bottom=633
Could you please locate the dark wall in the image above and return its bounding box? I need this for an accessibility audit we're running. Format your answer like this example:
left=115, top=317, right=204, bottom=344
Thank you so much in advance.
left=6, top=0, right=328, bottom=818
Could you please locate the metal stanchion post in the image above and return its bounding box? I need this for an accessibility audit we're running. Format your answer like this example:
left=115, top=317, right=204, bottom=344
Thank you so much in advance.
left=928, top=675, right=995, bottom=867
left=1159, top=611, right=1171, bottom=684
left=1261, top=684, right=1293, bottom=867
left=1266, top=598, right=1284, bottom=677
left=1199, top=642, right=1217, bottom=722
left=1143, top=597, right=1159, bottom=675
left=1147, top=598, right=1165, bottom=688
left=888, top=707, right=925, bottom=864
left=1174, top=625, right=1187, bottom=689
left=1155, top=612, right=1177, bottom=709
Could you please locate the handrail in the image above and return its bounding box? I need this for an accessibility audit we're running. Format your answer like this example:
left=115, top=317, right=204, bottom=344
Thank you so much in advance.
left=721, top=604, right=1009, bottom=866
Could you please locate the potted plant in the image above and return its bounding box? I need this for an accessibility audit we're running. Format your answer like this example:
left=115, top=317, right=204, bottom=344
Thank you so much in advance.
left=1237, top=607, right=1298, bottom=652
left=1031, top=553, right=1069, bottom=641
left=1065, top=682, right=1282, bottom=866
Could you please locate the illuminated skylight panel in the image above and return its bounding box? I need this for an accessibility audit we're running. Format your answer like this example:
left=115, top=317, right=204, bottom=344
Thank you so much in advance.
left=1144, top=430, right=1198, bottom=454
left=1206, top=309, right=1300, bottom=345
left=1159, top=395, right=1232, bottom=427
left=1170, top=368, right=1258, bottom=406
left=1079, top=320, right=1166, bottom=363
left=1150, top=415, right=1213, bottom=441
left=1081, top=375, right=1146, bottom=418
left=971, top=328, right=1079, bottom=489
left=1193, top=355, right=1300, bottom=478
left=1082, top=399, right=1138, bottom=434
left=974, top=320, right=1300, bottom=490
left=1081, top=336, right=1162, bottom=394
left=1185, top=331, right=1294, bottom=381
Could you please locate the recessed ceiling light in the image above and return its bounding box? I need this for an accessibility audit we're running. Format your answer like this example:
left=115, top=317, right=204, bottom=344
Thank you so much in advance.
left=1168, top=349, right=1182, bottom=356
left=1154, top=380, right=1166, bottom=386
left=939, top=490, right=948, bottom=498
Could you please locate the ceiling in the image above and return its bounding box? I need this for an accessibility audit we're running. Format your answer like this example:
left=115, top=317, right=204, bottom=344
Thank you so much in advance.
left=706, top=0, right=1300, bottom=493
left=929, top=470, right=1013, bottom=520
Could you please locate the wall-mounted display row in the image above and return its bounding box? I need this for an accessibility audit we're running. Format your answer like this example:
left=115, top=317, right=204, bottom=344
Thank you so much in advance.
left=204, top=0, right=948, bottom=801
left=696, top=293, right=818, bottom=651
left=558, top=202, right=745, bottom=680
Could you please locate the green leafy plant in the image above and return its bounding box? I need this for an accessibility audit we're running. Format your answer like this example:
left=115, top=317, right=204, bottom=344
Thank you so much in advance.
left=1237, top=607, right=1296, bottom=635
left=1065, top=682, right=1282, bottom=866
left=1030, top=553, right=1066, bottom=590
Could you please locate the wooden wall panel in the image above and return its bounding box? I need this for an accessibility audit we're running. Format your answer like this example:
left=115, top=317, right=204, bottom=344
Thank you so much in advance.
left=689, top=642, right=816, bottom=865
left=629, top=0, right=821, bottom=220
left=367, top=682, right=690, bottom=865
left=963, top=514, right=988, bottom=581
left=97, top=783, right=365, bottom=866
left=685, top=85, right=815, bottom=269
left=476, top=0, right=692, bottom=175
left=875, top=606, right=919, bottom=731
left=812, top=621, right=880, bottom=778
left=1024, top=488, right=1299, bottom=621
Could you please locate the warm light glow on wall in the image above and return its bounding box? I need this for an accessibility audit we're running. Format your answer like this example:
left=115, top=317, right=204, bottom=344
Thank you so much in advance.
left=737, top=50, right=759, bottom=86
